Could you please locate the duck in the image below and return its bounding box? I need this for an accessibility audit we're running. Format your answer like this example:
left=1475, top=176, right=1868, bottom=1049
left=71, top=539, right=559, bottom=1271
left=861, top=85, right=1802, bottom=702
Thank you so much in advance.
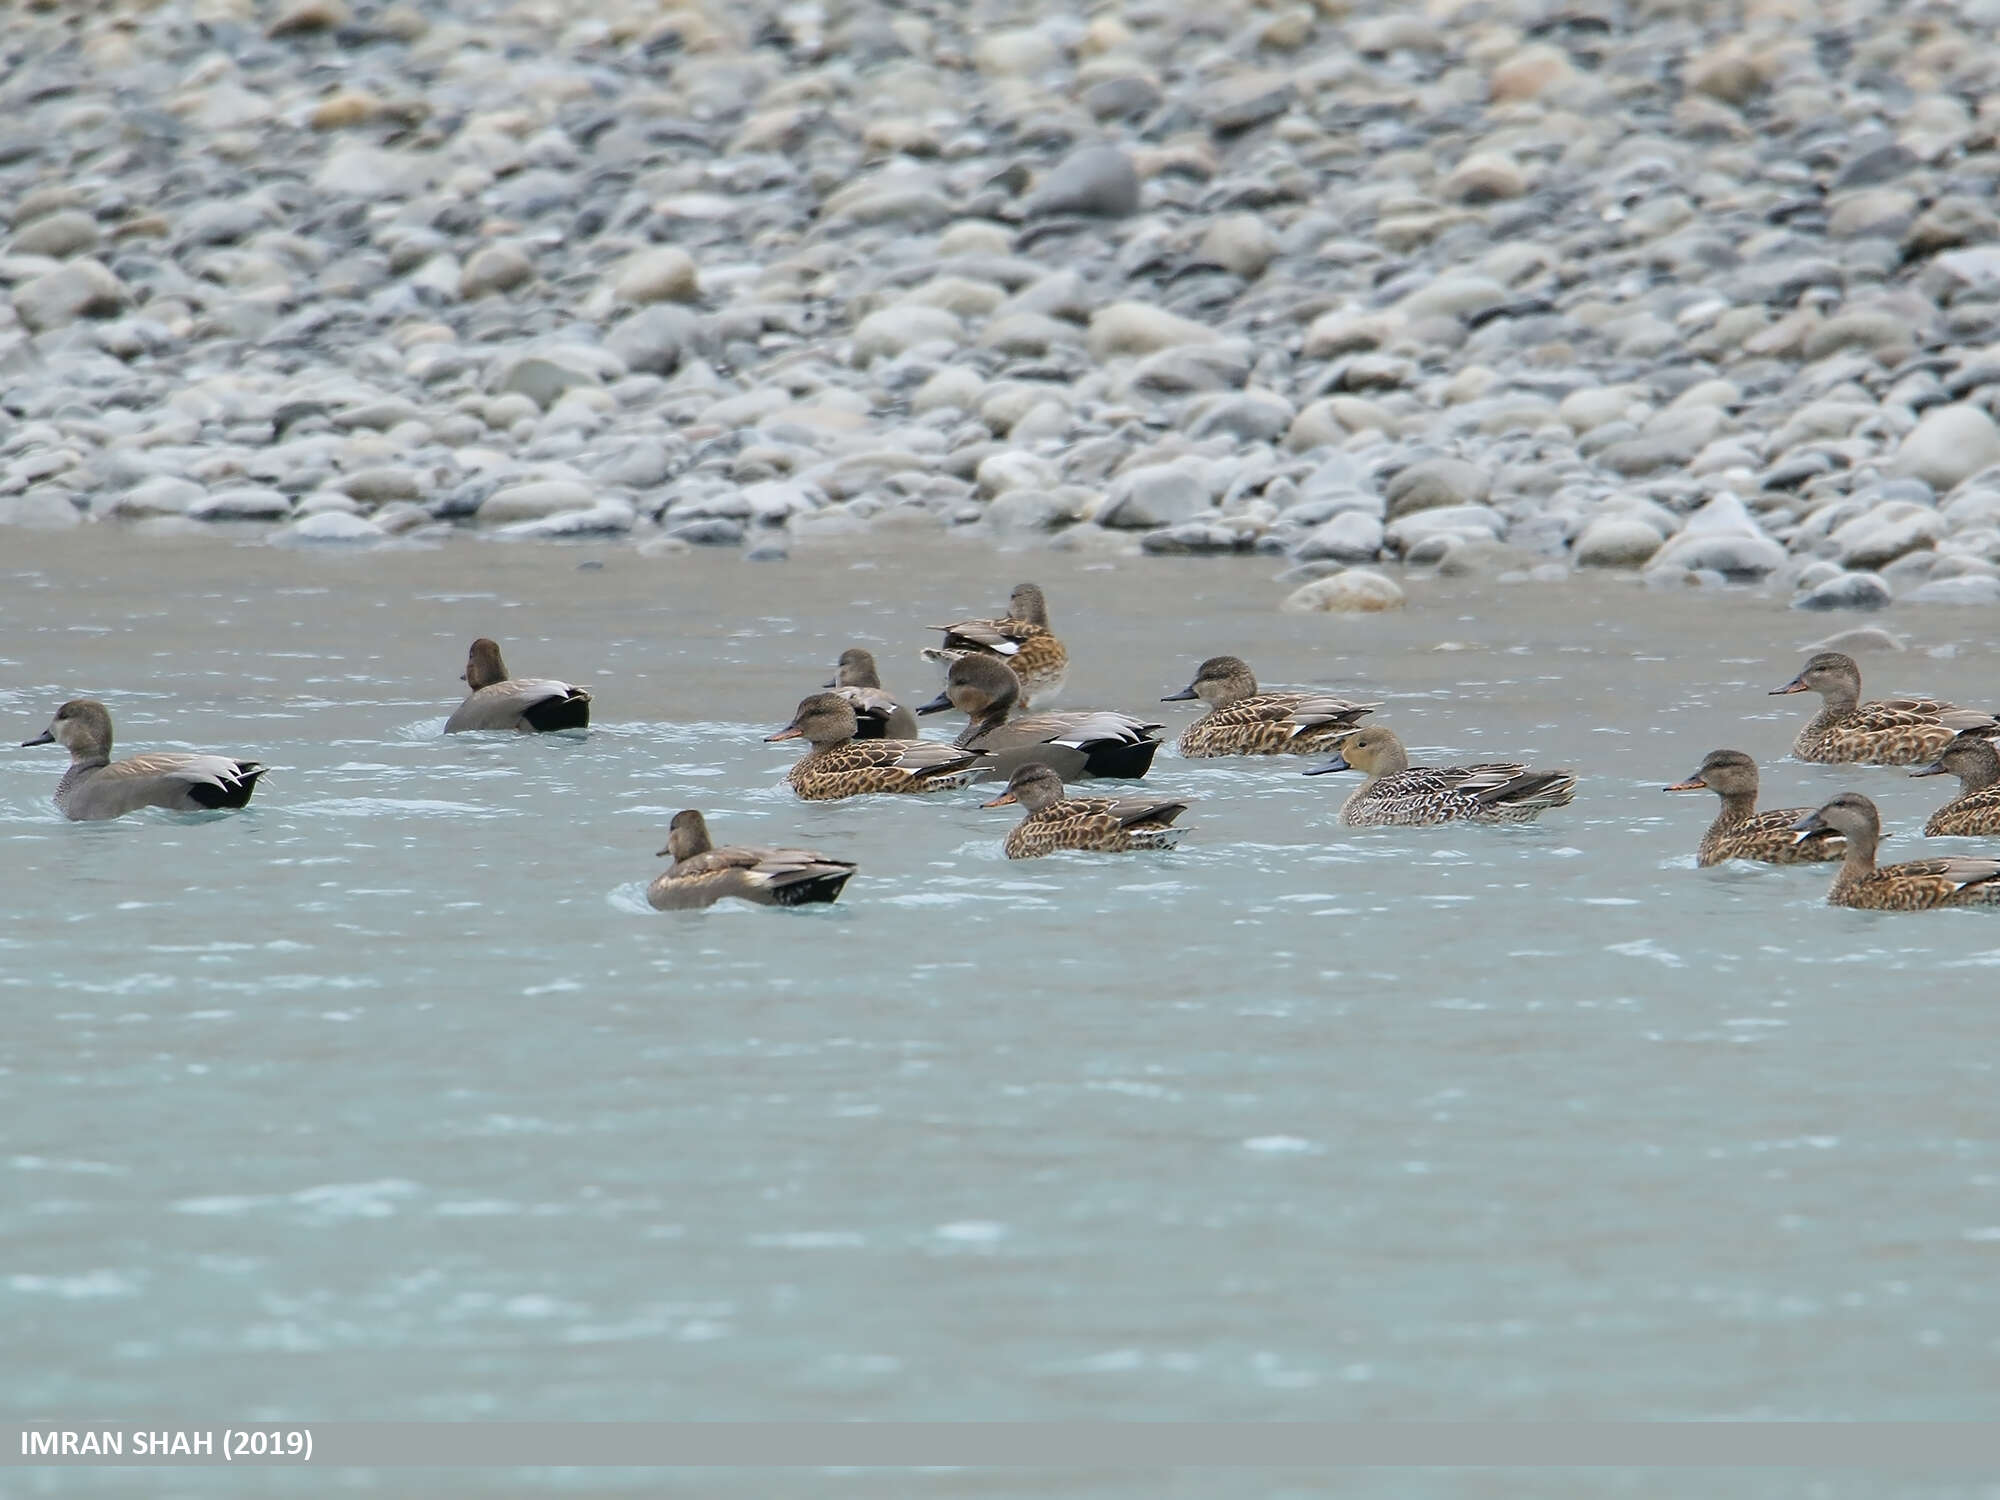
left=443, top=637, right=591, bottom=734
left=920, top=581, right=1068, bottom=705
left=1769, top=651, right=1996, bottom=766
left=981, top=761, right=1190, bottom=859
left=766, top=692, right=983, bottom=800
left=1791, top=792, right=2000, bottom=909
left=1911, top=733, right=2000, bottom=837
left=825, top=647, right=919, bottom=741
left=21, top=698, right=265, bottom=821
left=1161, top=655, right=1378, bottom=757
left=646, top=809, right=856, bottom=910
left=915, top=654, right=1162, bottom=781
left=1664, top=748, right=1845, bottom=866
left=1305, top=725, right=1576, bottom=826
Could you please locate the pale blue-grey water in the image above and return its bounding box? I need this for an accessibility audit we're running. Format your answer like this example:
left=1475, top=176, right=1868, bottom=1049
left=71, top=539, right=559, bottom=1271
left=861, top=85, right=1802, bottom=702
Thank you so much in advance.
left=3, top=533, right=1996, bottom=1497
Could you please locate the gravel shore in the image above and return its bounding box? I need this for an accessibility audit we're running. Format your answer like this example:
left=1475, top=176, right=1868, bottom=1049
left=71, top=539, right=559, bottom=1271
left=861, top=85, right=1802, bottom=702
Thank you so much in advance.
left=6, top=0, right=2000, bottom=613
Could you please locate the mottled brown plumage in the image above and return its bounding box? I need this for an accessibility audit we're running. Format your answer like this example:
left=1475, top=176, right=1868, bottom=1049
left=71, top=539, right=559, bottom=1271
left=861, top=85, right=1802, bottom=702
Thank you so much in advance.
left=1162, top=655, right=1377, bottom=757
left=1912, top=733, right=2000, bottom=838
left=1664, top=748, right=1845, bottom=866
left=646, top=809, right=855, bottom=909
left=1770, top=652, right=1995, bottom=766
left=921, top=582, right=1068, bottom=705
left=982, top=762, right=1188, bottom=859
left=1793, top=793, right=2000, bottom=910
left=766, top=693, right=981, bottom=801
left=1306, top=725, right=1576, bottom=827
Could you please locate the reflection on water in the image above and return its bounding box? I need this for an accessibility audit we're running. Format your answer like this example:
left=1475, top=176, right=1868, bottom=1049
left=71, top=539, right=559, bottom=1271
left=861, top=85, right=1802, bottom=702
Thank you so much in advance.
left=3, top=532, right=1997, bottom=1457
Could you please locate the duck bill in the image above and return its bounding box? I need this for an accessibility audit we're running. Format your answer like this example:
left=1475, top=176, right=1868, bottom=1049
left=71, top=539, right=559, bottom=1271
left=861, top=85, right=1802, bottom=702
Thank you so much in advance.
left=19, top=729, right=52, bottom=747
left=654, top=845, right=673, bottom=858
left=1769, top=676, right=1808, bottom=695
left=1160, top=686, right=1197, bottom=702
left=1909, top=761, right=1948, bottom=777
left=1303, top=754, right=1351, bottom=776
left=1789, top=811, right=1828, bottom=843
left=1663, top=776, right=1707, bottom=792
left=914, top=691, right=953, bottom=716
left=764, top=725, right=803, bottom=742
left=980, top=791, right=1019, bottom=808
left=821, top=679, right=836, bottom=689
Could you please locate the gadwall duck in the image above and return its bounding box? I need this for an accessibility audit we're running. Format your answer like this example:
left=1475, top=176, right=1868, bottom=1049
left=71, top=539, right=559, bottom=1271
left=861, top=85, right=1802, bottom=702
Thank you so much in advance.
left=1792, top=792, right=2000, bottom=909
left=21, top=698, right=265, bottom=821
left=981, top=762, right=1189, bottom=859
left=1665, top=748, right=1845, bottom=866
left=1770, top=651, right=1995, bottom=765
left=1161, top=655, right=1377, bottom=757
left=1305, top=725, right=1576, bottom=826
left=1911, top=733, right=2000, bottom=837
left=826, top=647, right=918, bottom=741
left=646, top=809, right=856, bottom=910
left=766, top=692, right=982, bottom=800
left=443, top=637, right=591, bottom=734
left=915, top=654, right=1161, bottom=781
left=920, top=581, right=1068, bottom=705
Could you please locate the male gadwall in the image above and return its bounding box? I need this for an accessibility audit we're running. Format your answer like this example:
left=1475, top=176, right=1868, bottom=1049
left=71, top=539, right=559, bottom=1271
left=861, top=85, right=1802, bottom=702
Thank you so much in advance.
left=920, top=582, right=1068, bottom=705
left=1910, top=733, right=2000, bottom=837
left=1769, top=651, right=1995, bottom=765
left=826, top=647, right=919, bottom=741
left=915, top=654, right=1161, bottom=781
left=443, top=637, right=591, bottom=734
left=1792, top=792, right=2000, bottom=909
left=1161, top=655, right=1377, bottom=757
left=21, top=698, right=264, bottom=821
left=1305, top=725, right=1576, bottom=826
left=646, top=809, right=856, bottom=910
left=1665, top=748, right=1845, bottom=866
left=766, top=692, right=982, bottom=800
left=980, top=761, right=1189, bottom=860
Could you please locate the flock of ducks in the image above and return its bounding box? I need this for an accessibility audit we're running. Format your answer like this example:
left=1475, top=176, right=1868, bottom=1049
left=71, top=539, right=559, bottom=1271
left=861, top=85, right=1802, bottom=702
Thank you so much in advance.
left=17, top=583, right=2000, bottom=914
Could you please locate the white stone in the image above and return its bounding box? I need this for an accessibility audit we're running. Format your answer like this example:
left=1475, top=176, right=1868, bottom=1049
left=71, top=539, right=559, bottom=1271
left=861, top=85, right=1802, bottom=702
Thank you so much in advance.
left=1280, top=568, right=1406, bottom=613
left=1892, top=404, right=2000, bottom=492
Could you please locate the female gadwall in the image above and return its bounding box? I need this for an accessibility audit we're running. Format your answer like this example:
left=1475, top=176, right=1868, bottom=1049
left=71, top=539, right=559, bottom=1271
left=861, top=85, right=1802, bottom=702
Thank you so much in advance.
left=1665, top=748, right=1845, bottom=866
left=443, top=637, right=591, bottom=734
left=915, top=654, right=1161, bottom=781
left=1791, top=792, right=2000, bottom=909
left=766, top=692, right=982, bottom=800
left=981, top=761, right=1189, bottom=860
left=1910, top=733, right=2000, bottom=837
left=1306, top=725, right=1576, bottom=827
left=646, top=809, right=856, bottom=910
left=826, top=647, right=918, bottom=741
left=1161, top=655, right=1377, bottom=757
left=920, top=582, right=1068, bottom=705
left=1769, top=651, right=1995, bottom=765
left=21, top=699, right=264, bottom=821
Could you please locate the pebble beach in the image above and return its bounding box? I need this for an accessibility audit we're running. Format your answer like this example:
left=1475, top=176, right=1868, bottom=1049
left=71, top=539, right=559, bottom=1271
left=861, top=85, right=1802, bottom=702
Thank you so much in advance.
left=5, top=0, right=2000, bottom=615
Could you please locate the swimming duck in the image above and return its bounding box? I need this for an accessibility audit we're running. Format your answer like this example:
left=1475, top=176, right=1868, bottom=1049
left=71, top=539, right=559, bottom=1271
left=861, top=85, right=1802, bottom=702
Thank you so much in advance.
left=766, top=692, right=982, bottom=800
left=1161, top=655, right=1378, bottom=757
left=1305, top=725, right=1576, bottom=826
left=915, top=654, right=1162, bottom=781
left=21, top=698, right=265, bottom=821
left=1911, top=733, right=2000, bottom=837
left=1792, top=792, right=2000, bottom=909
left=1769, top=651, right=1995, bottom=766
left=443, top=637, right=591, bottom=734
left=825, top=647, right=919, bottom=741
left=1664, top=748, right=1845, bottom=866
left=646, top=809, right=856, bottom=910
left=920, top=582, right=1068, bottom=705
left=981, top=761, right=1190, bottom=859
